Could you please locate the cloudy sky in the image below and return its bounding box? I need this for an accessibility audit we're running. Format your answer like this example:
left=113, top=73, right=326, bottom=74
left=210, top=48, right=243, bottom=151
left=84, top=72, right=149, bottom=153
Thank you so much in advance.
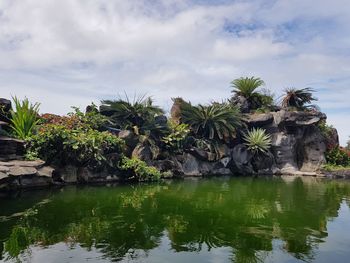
left=0, top=0, right=349, bottom=144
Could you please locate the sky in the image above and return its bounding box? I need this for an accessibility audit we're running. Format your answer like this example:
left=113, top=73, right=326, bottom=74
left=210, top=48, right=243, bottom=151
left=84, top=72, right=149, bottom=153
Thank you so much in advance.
left=0, top=0, right=349, bottom=145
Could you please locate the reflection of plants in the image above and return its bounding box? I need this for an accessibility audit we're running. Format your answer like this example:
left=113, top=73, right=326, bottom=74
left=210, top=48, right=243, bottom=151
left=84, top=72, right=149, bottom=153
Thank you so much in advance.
left=245, top=200, right=270, bottom=220
left=10, top=96, right=40, bottom=139
left=243, top=128, right=272, bottom=155
left=181, top=103, right=242, bottom=141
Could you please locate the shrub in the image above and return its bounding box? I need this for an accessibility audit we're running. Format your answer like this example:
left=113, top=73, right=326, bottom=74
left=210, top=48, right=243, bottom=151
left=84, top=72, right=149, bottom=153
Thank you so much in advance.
left=325, top=147, right=350, bottom=167
left=9, top=97, right=40, bottom=140
left=181, top=102, right=242, bottom=142
left=26, top=125, right=124, bottom=170
left=243, top=128, right=272, bottom=155
left=119, top=156, right=161, bottom=181
left=162, top=121, right=190, bottom=153
left=281, top=88, right=317, bottom=110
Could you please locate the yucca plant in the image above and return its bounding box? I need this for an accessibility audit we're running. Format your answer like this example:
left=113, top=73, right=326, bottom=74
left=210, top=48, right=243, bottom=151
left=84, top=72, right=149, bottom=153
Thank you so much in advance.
left=281, top=88, right=317, bottom=110
left=10, top=96, right=40, bottom=140
left=100, top=94, right=164, bottom=132
left=243, top=128, right=271, bottom=155
left=181, top=102, right=242, bottom=141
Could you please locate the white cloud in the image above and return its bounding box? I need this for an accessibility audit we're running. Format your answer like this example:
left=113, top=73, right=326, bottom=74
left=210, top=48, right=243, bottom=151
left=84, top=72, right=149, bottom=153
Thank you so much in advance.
left=0, top=0, right=350, bottom=143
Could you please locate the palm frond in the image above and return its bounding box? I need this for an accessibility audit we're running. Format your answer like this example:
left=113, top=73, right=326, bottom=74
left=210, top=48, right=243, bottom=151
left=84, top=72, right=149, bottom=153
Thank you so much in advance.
left=231, top=77, right=265, bottom=98
left=281, top=88, right=317, bottom=109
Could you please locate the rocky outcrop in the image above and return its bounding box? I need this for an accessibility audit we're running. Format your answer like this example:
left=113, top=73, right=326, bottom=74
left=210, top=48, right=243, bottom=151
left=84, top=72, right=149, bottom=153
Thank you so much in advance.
left=0, top=160, right=55, bottom=190
left=0, top=137, right=25, bottom=161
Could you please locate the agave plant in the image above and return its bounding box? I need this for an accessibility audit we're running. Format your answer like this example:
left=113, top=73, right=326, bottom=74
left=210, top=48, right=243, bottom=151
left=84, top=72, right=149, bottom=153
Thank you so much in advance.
left=181, top=102, right=242, bottom=141
left=243, top=128, right=271, bottom=155
left=281, top=88, right=317, bottom=110
left=10, top=96, right=40, bottom=140
left=100, top=94, right=164, bottom=132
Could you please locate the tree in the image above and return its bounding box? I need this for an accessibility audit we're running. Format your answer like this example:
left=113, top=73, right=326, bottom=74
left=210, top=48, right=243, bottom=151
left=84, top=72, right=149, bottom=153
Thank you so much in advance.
left=281, top=88, right=317, bottom=110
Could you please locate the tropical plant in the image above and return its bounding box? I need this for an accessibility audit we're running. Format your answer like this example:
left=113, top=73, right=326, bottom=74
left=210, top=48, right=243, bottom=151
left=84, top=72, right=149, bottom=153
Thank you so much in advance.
left=243, top=128, right=272, bottom=155
left=162, top=121, right=190, bottom=153
left=100, top=94, right=164, bottom=132
left=9, top=97, right=40, bottom=139
left=325, top=147, right=350, bottom=167
left=181, top=102, right=242, bottom=141
left=119, top=156, right=161, bottom=181
left=231, top=77, right=265, bottom=98
left=281, top=88, right=317, bottom=110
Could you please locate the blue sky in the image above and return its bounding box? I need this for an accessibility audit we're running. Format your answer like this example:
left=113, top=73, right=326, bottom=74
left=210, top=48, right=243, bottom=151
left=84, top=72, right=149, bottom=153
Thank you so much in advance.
left=0, top=0, right=349, bottom=145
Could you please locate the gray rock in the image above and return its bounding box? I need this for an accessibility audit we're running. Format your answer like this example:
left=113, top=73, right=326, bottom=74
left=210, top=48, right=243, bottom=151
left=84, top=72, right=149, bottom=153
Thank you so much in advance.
left=9, top=166, right=37, bottom=176
left=0, top=166, right=9, bottom=173
left=230, top=144, right=254, bottom=174
left=20, top=175, right=52, bottom=188
left=154, top=115, right=168, bottom=126
left=245, top=113, right=274, bottom=127
left=0, top=160, right=45, bottom=167
left=132, top=143, right=153, bottom=162
left=37, top=166, right=55, bottom=177
left=0, top=137, right=25, bottom=160
left=118, top=130, right=139, bottom=148
left=0, top=171, right=8, bottom=180
left=231, top=95, right=250, bottom=113
left=59, top=165, right=78, bottom=183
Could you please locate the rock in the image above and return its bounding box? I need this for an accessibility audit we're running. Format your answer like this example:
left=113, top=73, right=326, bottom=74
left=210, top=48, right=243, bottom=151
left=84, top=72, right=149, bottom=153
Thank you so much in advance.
left=0, top=160, right=45, bottom=167
left=132, top=143, right=153, bottom=163
left=245, top=113, right=274, bottom=127
left=230, top=144, right=254, bottom=174
left=274, top=110, right=326, bottom=128
left=152, top=158, right=184, bottom=177
left=325, top=127, right=339, bottom=149
left=251, top=152, right=276, bottom=174
left=37, top=166, right=55, bottom=177
left=170, top=97, right=187, bottom=124
left=0, top=166, right=9, bottom=173
left=8, top=166, right=37, bottom=176
left=0, top=98, right=11, bottom=122
left=0, top=137, right=25, bottom=160
left=20, top=175, right=52, bottom=188
left=58, top=165, right=78, bottom=183
left=0, top=171, right=8, bottom=180
left=230, top=95, right=249, bottom=113
left=118, top=130, right=139, bottom=148
left=181, top=154, right=201, bottom=176
left=77, top=167, right=115, bottom=183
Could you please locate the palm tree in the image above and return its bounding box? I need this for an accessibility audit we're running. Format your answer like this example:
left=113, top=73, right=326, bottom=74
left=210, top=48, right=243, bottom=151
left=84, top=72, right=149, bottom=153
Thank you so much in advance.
left=100, top=94, right=164, bottom=131
left=281, top=88, right=317, bottom=110
left=231, top=77, right=268, bottom=111
left=181, top=102, right=242, bottom=141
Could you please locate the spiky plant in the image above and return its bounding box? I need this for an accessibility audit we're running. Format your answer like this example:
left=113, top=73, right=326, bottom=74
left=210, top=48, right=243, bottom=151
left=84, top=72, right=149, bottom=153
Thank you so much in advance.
left=100, top=94, right=164, bottom=131
left=281, top=88, right=317, bottom=110
left=243, top=128, right=271, bottom=155
left=231, top=77, right=265, bottom=99
left=181, top=102, right=242, bottom=141
left=10, top=96, right=40, bottom=140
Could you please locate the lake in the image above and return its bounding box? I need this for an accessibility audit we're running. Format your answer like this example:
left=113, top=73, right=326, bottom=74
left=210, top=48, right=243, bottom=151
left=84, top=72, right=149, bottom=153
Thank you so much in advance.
left=1, top=177, right=350, bottom=263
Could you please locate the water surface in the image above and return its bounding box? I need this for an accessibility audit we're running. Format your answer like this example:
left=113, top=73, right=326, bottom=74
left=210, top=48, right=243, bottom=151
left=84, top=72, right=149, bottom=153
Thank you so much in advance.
left=1, top=177, right=350, bottom=263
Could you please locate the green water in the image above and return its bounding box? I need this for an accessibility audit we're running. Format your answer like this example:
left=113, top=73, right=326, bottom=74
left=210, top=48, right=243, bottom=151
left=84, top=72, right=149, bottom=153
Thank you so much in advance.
left=1, top=177, right=350, bottom=263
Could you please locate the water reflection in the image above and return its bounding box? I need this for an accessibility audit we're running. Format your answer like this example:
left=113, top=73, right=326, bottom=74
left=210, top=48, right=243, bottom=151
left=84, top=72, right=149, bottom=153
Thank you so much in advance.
left=1, top=177, right=350, bottom=263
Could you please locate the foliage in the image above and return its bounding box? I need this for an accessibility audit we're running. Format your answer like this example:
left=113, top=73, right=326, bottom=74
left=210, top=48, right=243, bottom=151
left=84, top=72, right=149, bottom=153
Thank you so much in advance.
left=346, top=138, right=350, bottom=151
left=162, top=121, right=190, bottom=153
left=9, top=97, right=40, bottom=140
left=231, top=77, right=265, bottom=98
left=40, top=105, right=108, bottom=131
left=325, top=147, right=350, bottom=167
left=119, top=156, right=161, bottom=181
left=318, top=120, right=334, bottom=139
left=100, top=94, right=164, bottom=133
left=243, top=128, right=272, bottom=155
left=281, top=88, right=317, bottom=110
left=26, top=124, right=124, bottom=169
left=181, top=102, right=242, bottom=141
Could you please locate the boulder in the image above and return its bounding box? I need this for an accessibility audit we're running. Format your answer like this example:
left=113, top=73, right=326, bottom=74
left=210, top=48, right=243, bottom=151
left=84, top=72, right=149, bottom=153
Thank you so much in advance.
left=230, top=144, right=254, bottom=174
left=0, top=98, right=11, bottom=122
left=8, top=166, right=37, bottom=176
left=230, top=95, right=249, bottom=113
left=132, top=143, right=153, bottom=163
left=118, top=130, right=139, bottom=148
left=37, top=166, right=55, bottom=177
left=0, top=137, right=25, bottom=160
left=57, top=165, right=78, bottom=183
left=274, top=110, right=326, bottom=128
left=0, top=160, right=45, bottom=167
left=20, top=175, right=52, bottom=188
left=245, top=113, right=274, bottom=127
left=77, top=167, right=115, bottom=183
left=154, top=115, right=168, bottom=127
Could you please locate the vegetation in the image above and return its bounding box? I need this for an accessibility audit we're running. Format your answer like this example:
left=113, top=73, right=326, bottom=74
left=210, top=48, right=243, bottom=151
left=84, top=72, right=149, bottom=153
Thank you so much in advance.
left=181, top=102, right=242, bottom=141
left=325, top=147, right=350, bottom=167
left=119, top=156, right=161, bottom=181
left=9, top=96, right=40, bottom=140
left=281, top=88, right=317, bottom=110
left=243, top=128, right=272, bottom=155
left=162, top=121, right=190, bottom=153
left=100, top=95, right=164, bottom=133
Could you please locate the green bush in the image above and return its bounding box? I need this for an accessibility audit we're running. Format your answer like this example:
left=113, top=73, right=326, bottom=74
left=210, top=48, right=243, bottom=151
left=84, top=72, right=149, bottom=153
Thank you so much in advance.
left=243, top=128, right=272, bottom=155
left=10, top=97, right=40, bottom=140
left=325, top=147, right=350, bottom=167
left=119, top=156, right=161, bottom=181
left=162, top=121, right=190, bottom=153
left=26, top=125, right=124, bottom=170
